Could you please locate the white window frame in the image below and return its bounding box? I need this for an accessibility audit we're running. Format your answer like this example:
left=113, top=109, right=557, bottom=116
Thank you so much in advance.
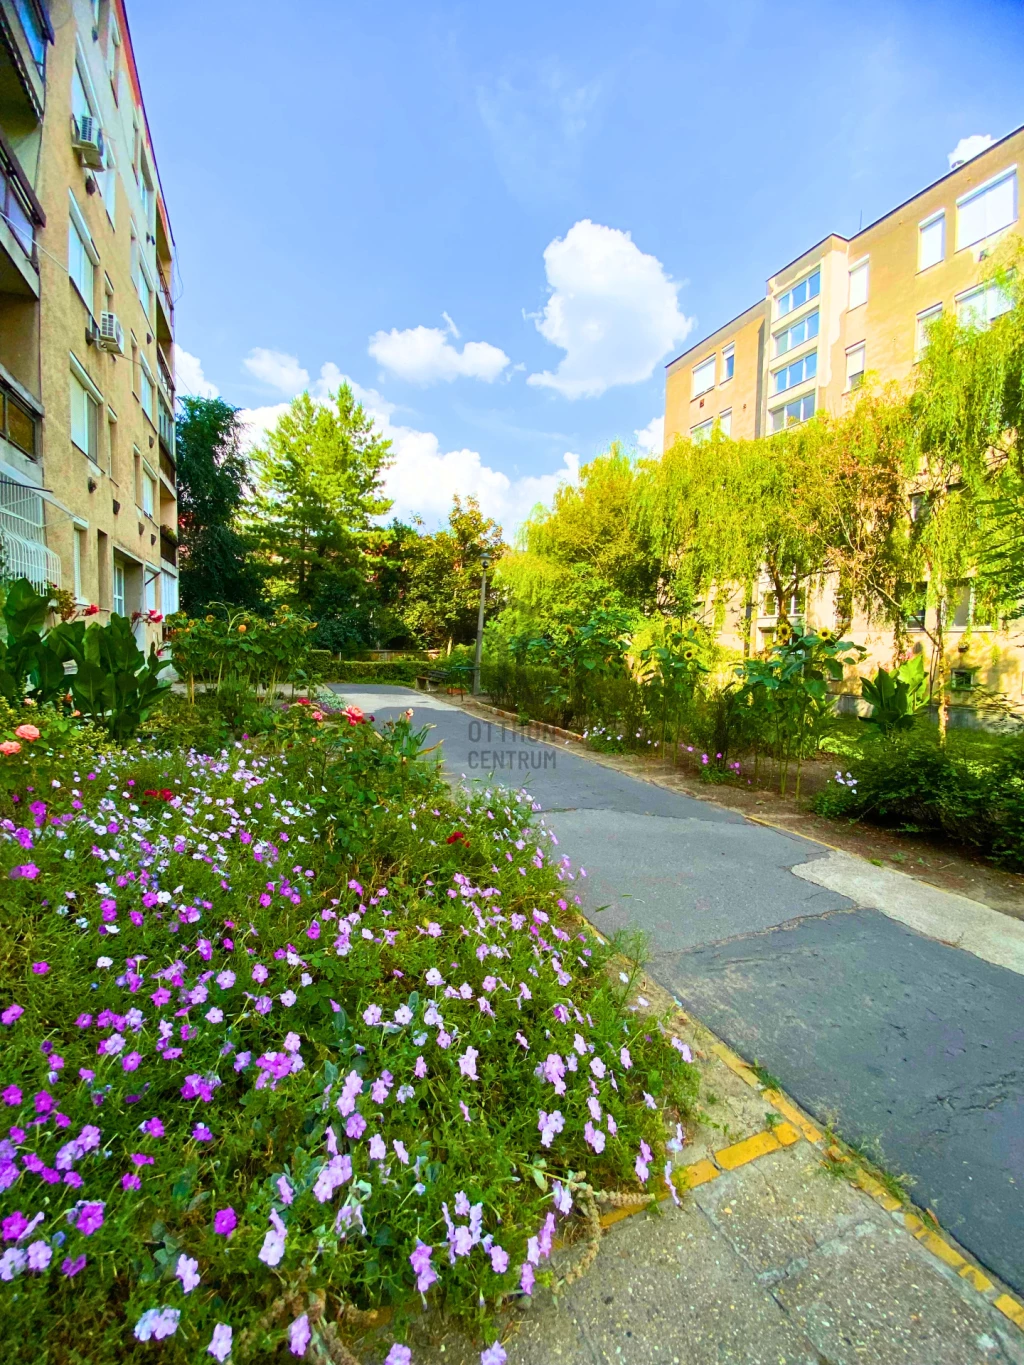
left=847, top=258, right=869, bottom=309
left=956, top=168, right=1017, bottom=251
left=138, top=356, right=155, bottom=420
left=769, top=393, right=816, bottom=432
left=144, top=564, right=159, bottom=614
left=161, top=567, right=179, bottom=616
left=718, top=408, right=732, bottom=438
left=690, top=418, right=714, bottom=443
left=918, top=211, right=945, bottom=271
left=955, top=278, right=1014, bottom=330
left=846, top=342, right=866, bottom=389
left=776, top=268, right=821, bottom=319
left=67, top=194, right=98, bottom=310
left=112, top=557, right=126, bottom=617
left=721, top=344, right=735, bottom=383
left=773, top=308, right=819, bottom=358
left=141, top=464, right=157, bottom=518
left=72, top=521, right=87, bottom=602
left=691, top=355, right=716, bottom=397
left=69, top=355, right=103, bottom=464
left=772, top=350, right=817, bottom=395
left=915, top=304, right=942, bottom=358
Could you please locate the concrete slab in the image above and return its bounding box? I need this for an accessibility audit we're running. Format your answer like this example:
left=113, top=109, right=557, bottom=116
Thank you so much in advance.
left=792, top=849, right=1024, bottom=977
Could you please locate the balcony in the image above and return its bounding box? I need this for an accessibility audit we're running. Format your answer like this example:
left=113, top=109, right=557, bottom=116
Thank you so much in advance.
left=0, top=0, right=51, bottom=119
left=159, top=444, right=176, bottom=489
left=158, top=394, right=175, bottom=462
left=159, top=526, right=177, bottom=567
left=156, top=270, right=173, bottom=343
left=0, top=129, right=42, bottom=297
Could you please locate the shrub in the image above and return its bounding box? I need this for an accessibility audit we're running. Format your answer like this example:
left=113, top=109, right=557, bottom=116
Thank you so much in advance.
left=330, top=660, right=426, bottom=685
left=0, top=718, right=695, bottom=1362
left=166, top=607, right=320, bottom=694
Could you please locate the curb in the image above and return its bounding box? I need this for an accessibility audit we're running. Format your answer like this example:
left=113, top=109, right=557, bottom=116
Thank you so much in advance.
left=595, top=1034, right=1024, bottom=1334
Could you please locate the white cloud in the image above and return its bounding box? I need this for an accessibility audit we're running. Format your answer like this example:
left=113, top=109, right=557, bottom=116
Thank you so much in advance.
left=243, top=348, right=310, bottom=394
left=228, top=351, right=573, bottom=534
left=527, top=220, right=694, bottom=399
left=174, top=346, right=219, bottom=399
left=634, top=413, right=664, bottom=455
left=368, top=324, right=511, bottom=385
left=948, top=134, right=993, bottom=169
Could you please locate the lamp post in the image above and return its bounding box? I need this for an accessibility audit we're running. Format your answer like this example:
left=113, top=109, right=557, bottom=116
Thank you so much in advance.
left=473, top=551, right=491, bottom=696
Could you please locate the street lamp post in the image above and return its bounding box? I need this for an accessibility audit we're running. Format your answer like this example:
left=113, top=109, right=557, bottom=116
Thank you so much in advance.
left=473, top=551, right=491, bottom=696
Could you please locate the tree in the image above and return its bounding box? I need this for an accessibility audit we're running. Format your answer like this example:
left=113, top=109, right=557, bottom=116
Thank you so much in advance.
left=401, top=497, right=506, bottom=651
left=175, top=397, right=261, bottom=614
left=248, top=385, right=393, bottom=610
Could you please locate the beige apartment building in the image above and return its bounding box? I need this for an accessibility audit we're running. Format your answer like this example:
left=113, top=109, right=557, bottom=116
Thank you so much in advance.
left=0, top=0, right=177, bottom=649
left=664, top=126, right=1024, bottom=711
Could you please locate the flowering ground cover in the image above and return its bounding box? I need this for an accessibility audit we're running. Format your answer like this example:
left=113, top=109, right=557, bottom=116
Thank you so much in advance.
left=0, top=715, right=696, bottom=1362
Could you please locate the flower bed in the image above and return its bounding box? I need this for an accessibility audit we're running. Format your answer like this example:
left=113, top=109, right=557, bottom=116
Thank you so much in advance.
left=0, top=716, right=695, bottom=1362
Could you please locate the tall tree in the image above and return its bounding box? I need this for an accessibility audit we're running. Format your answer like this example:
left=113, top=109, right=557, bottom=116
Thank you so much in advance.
left=402, top=497, right=506, bottom=651
left=175, top=397, right=261, bottom=614
left=248, top=385, right=392, bottom=610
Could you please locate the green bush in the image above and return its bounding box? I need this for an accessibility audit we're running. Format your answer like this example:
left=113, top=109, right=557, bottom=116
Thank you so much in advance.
left=0, top=717, right=696, bottom=1361
left=330, top=659, right=427, bottom=684
left=811, top=730, right=1024, bottom=866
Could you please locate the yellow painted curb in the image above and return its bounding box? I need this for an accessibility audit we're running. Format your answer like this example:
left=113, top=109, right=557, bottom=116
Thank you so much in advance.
left=716, top=1130, right=781, bottom=1169
left=599, top=1203, right=652, bottom=1231
left=960, top=1264, right=994, bottom=1294
left=678, top=1158, right=720, bottom=1189
left=995, top=1294, right=1024, bottom=1329
left=710, top=1041, right=761, bottom=1087
left=853, top=1168, right=902, bottom=1213
left=763, top=1089, right=823, bottom=1143
left=773, top=1121, right=800, bottom=1147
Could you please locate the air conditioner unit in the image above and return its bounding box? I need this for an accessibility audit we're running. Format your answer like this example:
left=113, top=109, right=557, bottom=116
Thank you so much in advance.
left=71, top=114, right=105, bottom=169
left=98, top=312, right=124, bottom=354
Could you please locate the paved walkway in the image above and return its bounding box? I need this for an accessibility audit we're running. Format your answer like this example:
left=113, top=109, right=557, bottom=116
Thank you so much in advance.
left=331, top=687, right=1024, bottom=1298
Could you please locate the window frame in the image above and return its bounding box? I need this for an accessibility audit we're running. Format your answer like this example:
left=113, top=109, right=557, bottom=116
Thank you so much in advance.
left=69, top=356, right=103, bottom=464
left=845, top=342, right=866, bottom=390
left=721, top=344, right=735, bottom=383
left=955, top=278, right=1014, bottom=330
left=776, top=268, right=821, bottom=319
left=918, top=211, right=945, bottom=272
left=138, top=355, right=155, bottom=420
left=773, top=308, right=819, bottom=358
left=718, top=408, right=732, bottom=438
left=690, top=418, right=714, bottom=443
left=691, top=355, right=716, bottom=398
left=847, top=257, right=869, bottom=309
left=955, top=167, right=1017, bottom=252
left=769, top=392, right=816, bottom=432
left=772, top=349, right=817, bottom=395
left=915, top=304, right=943, bottom=358
left=67, top=194, right=98, bottom=311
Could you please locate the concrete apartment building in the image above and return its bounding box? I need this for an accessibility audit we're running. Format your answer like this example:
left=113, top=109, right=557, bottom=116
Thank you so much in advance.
left=664, top=126, right=1023, bottom=705
left=0, top=0, right=177, bottom=648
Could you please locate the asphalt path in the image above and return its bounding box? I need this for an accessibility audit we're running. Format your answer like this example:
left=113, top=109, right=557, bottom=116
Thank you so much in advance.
left=332, top=685, right=1024, bottom=1293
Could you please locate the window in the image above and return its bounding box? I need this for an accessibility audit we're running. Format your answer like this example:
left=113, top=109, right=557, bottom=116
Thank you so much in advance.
left=161, top=569, right=179, bottom=616
left=692, top=355, right=716, bottom=397
left=909, top=492, right=932, bottom=523
left=70, top=370, right=100, bottom=462
left=848, top=259, right=869, bottom=309
left=139, top=158, right=154, bottom=228
left=762, top=588, right=805, bottom=618
left=14, top=0, right=46, bottom=74
left=113, top=557, right=125, bottom=617
left=949, top=581, right=973, bottom=630
left=73, top=526, right=86, bottom=601
left=776, top=269, right=820, bottom=318
left=139, top=359, right=155, bottom=419
left=916, top=304, right=943, bottom=357
left=770, top=393, right=816, bottom=432
left=107, top=408, right=118, bottom=479
left=846, top=343, right=866, bottom=389
left=721, top=345, right=735, bottom=382
left=900, top=582, right=927, bottom=631
left=142, top=467, right=156, bottom=517
left=71, top=64, right=93, bottom=126
left=718, top=409, right=732, bottom=438
left=100, top=143, right=116, bottom=225
left=956, top=170, right=1017, bottom=250
left=144, top=566, right=158, bottom=614
left=133, top=447, right=142, bottom=506
left=956, top=280, right=1014, bottom=329
left=0, top=385, right=37, bottom=457
left=772, top=350, right=817, bottom=394
left=67, top=198, right=97, bottom=309
left=918, top=212, right=945, bottom=270
left=950, top=668, right=976, bottom=691
left=774, top=309, right=819, bottom=357
left=106, top=13, right=121, bottom=95
left=690, top=419, right=713, bottom=442
left=131, top=234, right=153, bottom=319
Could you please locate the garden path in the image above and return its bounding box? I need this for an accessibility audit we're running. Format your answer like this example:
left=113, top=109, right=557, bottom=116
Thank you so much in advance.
left=334, top=686, right=1024, bottom=1298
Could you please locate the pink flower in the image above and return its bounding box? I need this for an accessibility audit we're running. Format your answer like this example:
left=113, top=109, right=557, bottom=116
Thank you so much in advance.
left=0, top=741, right=21, bottom=756
left=176, top=1254, right=200, bottom=1293
left=458, top=1047, right=479, bottom=1080
left=207, top=1324, right=233, bottom=1362
left=519, top=1262, right=535, bottom=1296
left=14, top=725, right=40, bottom=742
left=213, top=1207, right=237, bottom=1236
left=288, top=1313, right=311, bottom=1357
left=409, top=1240, right=436, bottom=1293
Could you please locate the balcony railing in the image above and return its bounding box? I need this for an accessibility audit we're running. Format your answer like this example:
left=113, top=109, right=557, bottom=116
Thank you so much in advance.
left=159, top=445, right=176, bottom=488
left=0, top=153, right=36, bottom=266
left=157, top=272, right=174, bottom=331
left=158, top=397, right=175, bottom=459
left=159, top=528, right=177, bottom=567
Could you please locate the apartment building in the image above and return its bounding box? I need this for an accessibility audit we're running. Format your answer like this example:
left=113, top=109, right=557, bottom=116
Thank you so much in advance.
left=664, top=126, right=1023, bottom=705
left=0, top=0, right=177, bottom=647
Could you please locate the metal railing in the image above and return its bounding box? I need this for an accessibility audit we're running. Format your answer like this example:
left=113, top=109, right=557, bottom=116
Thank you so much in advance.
left=0, top=477, right=59, bottom=590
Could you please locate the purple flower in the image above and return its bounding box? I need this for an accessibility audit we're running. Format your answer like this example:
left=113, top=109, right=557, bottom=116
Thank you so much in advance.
left=213, top=1207, right=237, bottom=1237
left=193, top=1124, right=213, bottom=1142
left=2, top=1086, right=21, bottom=1107
left=1, top=1004, right=24, bottom=1027
left=458, top=1047, right=479, bottom=1081
left=520, top=1262, right=535, bottom=1295
left=362, top=1004, right=382, bottom=1026
left=207, top=1323, right=233, bottom=1362
left=368, top=1134, right=386, bottom=1161
left=409, top=1240, right=436, bottom=1293
left=141, top=1117, right=164, bottom=1138
left=583, top=1122, right=606, bottom=1154
left=2, top=1212, right=27, bottom=1242
left=9, top=864, right=39, bottom=881
left=122, top=1173, right=141, bottom=1191
left=26, top=1240, right=51, bottom=1271
left=489, top=1244, right=509, bottom=1274
left=134, top=1307, right=180, bottom=1341
left=30, top=962, right=48, bottom=975
left=385, top=1347, right=412, bottom=1365
left=61, top=1254, right=86, bottom=1277
left=288, top=1313, right=311, bottom=1356
left=0, top=1248, right=26, bottom=1280
left=481, top=1345, right=507, bottom=1365
left=122, top=1052, right=142, bottom=1072
left=176, top=1254, right=200, bottom=1293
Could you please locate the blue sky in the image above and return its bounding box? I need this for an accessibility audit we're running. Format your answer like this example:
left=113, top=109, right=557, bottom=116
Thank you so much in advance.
left=130, top=0, right=1024, bottom=532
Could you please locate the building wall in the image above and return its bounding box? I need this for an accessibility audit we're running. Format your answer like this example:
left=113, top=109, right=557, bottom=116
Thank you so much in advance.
left=0, top=0, right=176, bottom=645
left=665, top=301, right=766, bottom=448
left=663, top=125, right=1024, bottom=708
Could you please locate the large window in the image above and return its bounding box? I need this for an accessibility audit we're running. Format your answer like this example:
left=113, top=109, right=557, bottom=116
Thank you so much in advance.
left=956, top=170, right=1017, bottom=251
left=718, top=409, right=732, bottom=437
left=772, top=350, right=817, bottom=394
left=918, top=212, right=945, bottom=270
left=73, top=526, right=87, bottom=601
left=777, top=268, right=820, bottom=318
left=68, top=198, right=96, bottom=309
left=161, top=569, right=179, bottom=616
left=770, top=393, right=816, bottom=432
left=721, top=344, right=735, bottom=382
left=915, top=304, right=942, bottom=357
left=846, top=343, right=866, bottom=389
left=139, top=358, right=155, bottom=419
left=70, top=370, right=100, bottom=462
left=848, top=259, right=869, bottom=309
left=691, top=355, right=716, bottom=397
left=142, top=467, right=156, bottom=517
left=690, top=419, right=713, bottom=442
left=113, top=558, right=125, bottom=617
left=956, top=279, right=1013, bottom=329
left=774, top=309, right=819, bottom=357
left=131, top=234, right=153, bottom=320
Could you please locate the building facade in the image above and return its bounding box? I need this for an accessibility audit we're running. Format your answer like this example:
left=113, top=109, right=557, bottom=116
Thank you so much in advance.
left=663, top=127, right=1023, bottom=706
left=0, top=0, right=176, bottom=648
